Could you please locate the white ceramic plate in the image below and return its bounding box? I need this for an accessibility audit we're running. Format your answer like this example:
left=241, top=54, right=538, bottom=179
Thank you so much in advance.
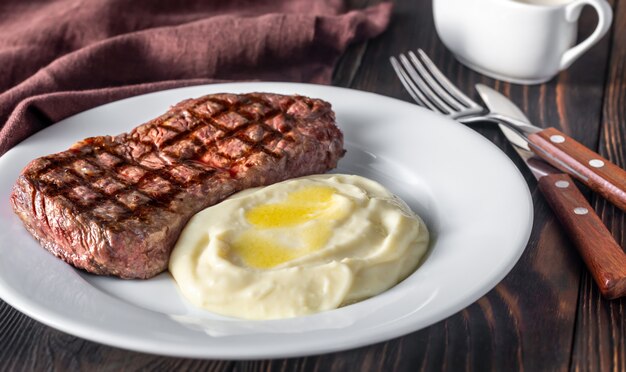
left=0, top=82, right=533, bottom=359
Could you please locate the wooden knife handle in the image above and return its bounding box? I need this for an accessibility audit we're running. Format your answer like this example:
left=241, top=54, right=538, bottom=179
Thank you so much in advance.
left=528, top=127, right=626, bottom=212
left=538, top=173, right=626, bottom=299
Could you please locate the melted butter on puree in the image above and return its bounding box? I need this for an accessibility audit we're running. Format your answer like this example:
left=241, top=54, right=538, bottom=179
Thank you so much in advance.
left=233, top=186, right=345, bottom=269
left=169, top=174, right=430, bottom=320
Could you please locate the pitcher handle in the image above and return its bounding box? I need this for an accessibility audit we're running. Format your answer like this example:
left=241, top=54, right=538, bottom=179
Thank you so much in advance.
left=560, top=0, right=612, bottom=70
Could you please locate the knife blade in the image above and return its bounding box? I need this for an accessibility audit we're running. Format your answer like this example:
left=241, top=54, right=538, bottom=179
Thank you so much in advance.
left=475, top=84, right=626, bottom=299
left=474, top=84, right=626, bottom=212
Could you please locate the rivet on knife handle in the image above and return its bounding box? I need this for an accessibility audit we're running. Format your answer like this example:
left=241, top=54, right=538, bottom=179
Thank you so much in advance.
left=538, top=173, right=626, bottom=299
left=528, top=127, right=626, bottom=212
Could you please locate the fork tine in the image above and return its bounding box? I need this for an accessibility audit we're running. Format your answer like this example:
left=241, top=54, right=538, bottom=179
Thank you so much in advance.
left=390, top=56, right=437, bottom=112
left=390, top=56, right=428, bottom=107
left=407, top=51, right=464, bottom=111
left=398, top=54, right=455, bottom=115
left=415, top=49, right=480, bottom=109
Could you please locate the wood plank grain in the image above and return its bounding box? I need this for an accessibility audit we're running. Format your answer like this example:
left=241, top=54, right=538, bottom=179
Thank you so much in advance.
left=571, top=0, right=626, bottom=369
left=0, top=301, right=235, bottom=371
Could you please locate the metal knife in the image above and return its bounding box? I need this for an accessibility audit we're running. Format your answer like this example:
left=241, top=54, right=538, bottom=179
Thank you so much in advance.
left=475, top=84, right=626, bottom=299
left=464, top=86, right=626, bottom=212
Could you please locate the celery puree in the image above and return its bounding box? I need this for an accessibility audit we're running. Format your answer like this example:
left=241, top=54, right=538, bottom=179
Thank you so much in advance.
left=169, top=174, right=429, bottom=320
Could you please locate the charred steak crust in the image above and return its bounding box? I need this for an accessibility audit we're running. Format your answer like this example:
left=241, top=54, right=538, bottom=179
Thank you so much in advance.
left=10, top=93, right=344, bottom=279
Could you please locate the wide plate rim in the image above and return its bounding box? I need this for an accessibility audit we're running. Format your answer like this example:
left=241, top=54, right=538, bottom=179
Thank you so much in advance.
left=0, top=82, right=533, bottom=359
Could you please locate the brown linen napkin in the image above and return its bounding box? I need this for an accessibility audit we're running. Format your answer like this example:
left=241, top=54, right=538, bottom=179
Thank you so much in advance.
left=0, top=0, right=392, bottom=156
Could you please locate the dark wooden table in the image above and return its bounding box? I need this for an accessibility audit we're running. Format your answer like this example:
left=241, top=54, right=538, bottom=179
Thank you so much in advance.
left=2, top=0, right=625, bottom=370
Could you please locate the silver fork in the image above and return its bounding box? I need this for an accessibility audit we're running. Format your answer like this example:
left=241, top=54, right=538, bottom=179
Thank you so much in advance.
left=389, top=49, right=538, bottom=137
left=391, top=48, right=626, bottom=213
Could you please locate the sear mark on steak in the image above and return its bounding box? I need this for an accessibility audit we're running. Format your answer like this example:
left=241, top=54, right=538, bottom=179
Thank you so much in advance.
left=10, top=93, right=345, bottom=279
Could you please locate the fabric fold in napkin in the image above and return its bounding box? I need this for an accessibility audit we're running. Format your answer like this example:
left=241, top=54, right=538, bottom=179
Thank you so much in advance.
left=0, top=0, right=392, bottom=156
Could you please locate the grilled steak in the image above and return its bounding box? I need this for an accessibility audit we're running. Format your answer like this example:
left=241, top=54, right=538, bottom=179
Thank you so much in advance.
left=10, top=93, right=344, bottom=279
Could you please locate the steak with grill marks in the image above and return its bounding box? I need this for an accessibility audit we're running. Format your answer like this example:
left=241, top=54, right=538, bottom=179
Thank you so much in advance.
left=10, top=93, right=344, bottom=279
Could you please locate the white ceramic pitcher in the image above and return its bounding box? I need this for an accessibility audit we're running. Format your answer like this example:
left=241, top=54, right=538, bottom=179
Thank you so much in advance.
left=433, top=0, right=613, bottom=84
